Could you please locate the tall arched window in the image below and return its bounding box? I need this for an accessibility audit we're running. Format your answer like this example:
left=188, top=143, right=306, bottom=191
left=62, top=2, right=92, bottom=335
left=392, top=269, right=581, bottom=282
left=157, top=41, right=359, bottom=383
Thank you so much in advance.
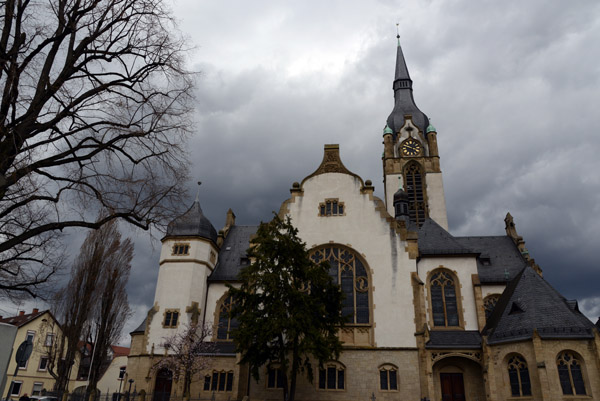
left=309, top=246, right=370, bottom=325
left=484, top=294, right=501, bottom=322
left=216, top=293, right=238, bottom=340
left=430, top=270, right=459, bottom=327
left=403, top=162, right=427, bottom=226
left=557, top=351, right=586, bottom=395
left=507, top=355, right=531, bottom=397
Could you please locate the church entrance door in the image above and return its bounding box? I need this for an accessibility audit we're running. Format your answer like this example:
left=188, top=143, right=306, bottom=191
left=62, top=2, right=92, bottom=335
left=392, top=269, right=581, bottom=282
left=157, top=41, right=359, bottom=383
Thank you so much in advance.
left=440, top=373, right=466, bottom=401
left=153, top=368, right=173, bottom=401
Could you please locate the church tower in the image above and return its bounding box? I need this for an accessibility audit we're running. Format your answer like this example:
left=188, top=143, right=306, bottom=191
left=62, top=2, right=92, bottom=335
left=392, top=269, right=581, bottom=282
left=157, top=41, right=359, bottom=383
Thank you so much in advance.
left=145, top=191, right=219, bottom=351
left=383, top=37, right=448, bottom=229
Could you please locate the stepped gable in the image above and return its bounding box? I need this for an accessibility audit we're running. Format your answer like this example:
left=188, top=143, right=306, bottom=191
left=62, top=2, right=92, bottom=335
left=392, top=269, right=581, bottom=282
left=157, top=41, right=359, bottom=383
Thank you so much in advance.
left=455, top=236, right=527, bottom=283
left=426, top=330, right=482, bottom=349
left=483, top=267, right=595, bottom=345
left=418, top=218, right=473, bottom=256
left=208, top=225, right=258, bottom=282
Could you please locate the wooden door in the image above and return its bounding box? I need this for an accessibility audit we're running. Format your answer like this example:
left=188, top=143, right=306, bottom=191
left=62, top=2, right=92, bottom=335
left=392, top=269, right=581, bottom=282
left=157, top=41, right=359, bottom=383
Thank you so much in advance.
left=440, top=373, right=466, bottom=401
left=153, top=368, right=173, bottom=401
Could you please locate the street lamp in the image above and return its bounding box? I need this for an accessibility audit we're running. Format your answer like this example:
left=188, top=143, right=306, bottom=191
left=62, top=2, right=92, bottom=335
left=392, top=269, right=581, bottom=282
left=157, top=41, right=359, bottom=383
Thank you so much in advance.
left=126, top=380, right=134, bottom=401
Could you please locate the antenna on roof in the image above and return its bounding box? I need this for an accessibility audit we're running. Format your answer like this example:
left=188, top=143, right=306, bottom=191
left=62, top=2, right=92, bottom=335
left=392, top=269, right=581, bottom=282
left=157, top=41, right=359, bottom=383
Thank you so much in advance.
left=195, top=181, right=202, bottom=202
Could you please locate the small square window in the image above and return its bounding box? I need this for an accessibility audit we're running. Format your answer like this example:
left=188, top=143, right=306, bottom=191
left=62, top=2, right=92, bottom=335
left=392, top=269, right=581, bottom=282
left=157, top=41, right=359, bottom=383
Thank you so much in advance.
left=32, top=383, right=43, bottom=396
left=38, top=357, right=48, bottom=371
left=163, top=310, right=179, bottom=328
left=318, top=199, right=345, bottom=217
left=45, top=333, right=54, bottom=347
left=10, top=382, right=22, bottom=396
left=119, top=366, right=126, bottom=380
left=172, top=243, right=190, bottom=256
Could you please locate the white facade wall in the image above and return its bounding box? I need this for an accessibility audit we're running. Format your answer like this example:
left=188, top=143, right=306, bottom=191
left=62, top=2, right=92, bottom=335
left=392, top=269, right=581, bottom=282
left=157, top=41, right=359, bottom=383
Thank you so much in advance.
left=285, top=173, right=417, bottom=348
left=418, top=256, right=479, bottom=330
left=426, top=173, right=449, bottom=230
left=147, top=238, right=217, bottom=353
left=385, top=173, right=403, bottom=217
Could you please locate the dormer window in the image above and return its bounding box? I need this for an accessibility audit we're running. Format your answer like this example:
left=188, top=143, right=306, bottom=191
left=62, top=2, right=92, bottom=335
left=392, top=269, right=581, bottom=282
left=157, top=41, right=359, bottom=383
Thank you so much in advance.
left=172, top=243, right=190, bottom=256
left=319, top=199, right=344, bottom=217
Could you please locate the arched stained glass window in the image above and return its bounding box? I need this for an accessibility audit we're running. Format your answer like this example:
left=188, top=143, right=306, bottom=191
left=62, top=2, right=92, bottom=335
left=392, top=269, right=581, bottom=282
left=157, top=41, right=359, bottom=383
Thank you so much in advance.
left=484, top=294, right=501, bottom=322
left=404, top=162, right=427, bottom=226
left=557, top=352, right=586, bottom=395
left=507, top=355, right=531, bottom=397
left=309, top=246, right=370, bottom=325
left=430, top=270, right=459, bottom=327
left=216, top=294, right=238, bottom=340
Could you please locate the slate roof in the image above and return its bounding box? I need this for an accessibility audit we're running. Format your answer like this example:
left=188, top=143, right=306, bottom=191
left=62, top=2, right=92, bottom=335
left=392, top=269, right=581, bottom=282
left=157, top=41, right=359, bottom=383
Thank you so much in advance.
left=455, top=236, right=527, bottom=283
left=130, top=316, right=147, bottom=334
left=208, top=225, right=258, bottom=282
left=483, top=267, right=595, bottom=344
left=426, top=330, right=482, bottom=349
left=165, top=200, right=218, bottom=243
left=386, top=41, right=429, bottom=137
left=417, top=219, right=474, bottom=256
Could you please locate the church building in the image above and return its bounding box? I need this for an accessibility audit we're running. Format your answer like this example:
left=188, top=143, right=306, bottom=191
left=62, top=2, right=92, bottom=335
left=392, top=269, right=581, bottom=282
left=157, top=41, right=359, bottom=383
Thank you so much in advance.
left=126, top=38, right=600, bottom=401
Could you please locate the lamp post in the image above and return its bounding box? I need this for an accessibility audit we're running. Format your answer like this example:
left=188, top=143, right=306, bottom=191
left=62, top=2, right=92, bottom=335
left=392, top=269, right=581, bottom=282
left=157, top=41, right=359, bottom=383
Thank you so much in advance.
left=126, top=380, right=134, bottom=401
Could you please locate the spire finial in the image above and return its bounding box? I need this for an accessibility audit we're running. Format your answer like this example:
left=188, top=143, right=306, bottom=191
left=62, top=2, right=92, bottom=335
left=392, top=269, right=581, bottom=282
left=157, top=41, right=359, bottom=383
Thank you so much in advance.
left=396, top=23, right=400, bottom=44
left=195, top=181, right=202, bottom=202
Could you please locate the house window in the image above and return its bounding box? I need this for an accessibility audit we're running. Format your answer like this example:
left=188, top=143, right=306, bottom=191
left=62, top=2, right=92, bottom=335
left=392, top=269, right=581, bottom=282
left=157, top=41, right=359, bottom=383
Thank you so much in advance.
left=507, top=355, right=531, bottom=397
left=172, top=243, right=190, bottom=255
left=404, top=162, right=427, bottom=226
left=267, top=366, right=285, bottom=389
left=45, top=333, right=55, bottom=347
left=163, top=310, right=179, bottom=328
left=9, top=381, right=22, bottom=396
left=557, top=351, right=586, bottom=395
left=484, top=294, right=501, bottom=322
left=38, top=357, right=48, bottom=371
left=32, top=383, right=43, bottom=396
left=430, top=270, right=460, bottom=327
left=319, top=199, right=344, bottom=216
left=203, top=371, right=233, bottom=392
left=119, top=366, right=126, bottom=380
left=216, top=294, right=238, bottom=340
left=309, top=246, right=370, bottom=325
left=318, top=363, right=345, bottom=390
left=379, top=365, right=398, bottom=391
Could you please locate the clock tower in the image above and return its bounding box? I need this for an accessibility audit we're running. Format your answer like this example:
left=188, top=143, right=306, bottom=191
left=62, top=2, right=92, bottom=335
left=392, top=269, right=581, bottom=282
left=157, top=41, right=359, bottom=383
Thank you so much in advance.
left=383, top=36, right=448, bottom=229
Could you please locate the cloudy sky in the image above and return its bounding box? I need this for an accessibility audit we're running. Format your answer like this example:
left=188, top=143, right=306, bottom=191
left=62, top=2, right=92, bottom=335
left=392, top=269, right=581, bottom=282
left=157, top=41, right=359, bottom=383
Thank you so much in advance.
left=4, top=0, right=600, bottom=340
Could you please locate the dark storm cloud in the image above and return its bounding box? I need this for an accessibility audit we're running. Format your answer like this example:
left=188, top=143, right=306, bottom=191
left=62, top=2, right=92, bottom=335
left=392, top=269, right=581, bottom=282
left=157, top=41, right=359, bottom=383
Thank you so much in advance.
left=59, top=0, right=600, bottom=339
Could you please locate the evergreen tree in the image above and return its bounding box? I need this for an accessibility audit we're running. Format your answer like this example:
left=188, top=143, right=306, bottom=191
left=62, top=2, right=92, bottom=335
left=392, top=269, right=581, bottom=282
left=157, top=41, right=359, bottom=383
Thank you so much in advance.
left=228, top=215, right=345, bottom=401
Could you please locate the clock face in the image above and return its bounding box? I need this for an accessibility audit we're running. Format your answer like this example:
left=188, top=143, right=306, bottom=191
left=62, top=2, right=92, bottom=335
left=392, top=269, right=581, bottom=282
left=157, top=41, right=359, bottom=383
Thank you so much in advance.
left=401, top=138, right=422, bottom=156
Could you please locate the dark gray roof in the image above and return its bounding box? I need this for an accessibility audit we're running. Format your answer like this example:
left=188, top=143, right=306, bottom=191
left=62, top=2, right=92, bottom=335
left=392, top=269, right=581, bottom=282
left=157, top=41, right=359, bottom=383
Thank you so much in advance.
left=165, top=200, right=217, bottom=243
left=426, top=330, right=482, bottom=349
left=386, top=41, right=429, bottom=137
left=418, top=219, right=473, bottom=256
left=130, top=316, right=147, bottom=334
left=455, top=236, right=527, bottom=283
left=208, top=225, right=258, bottom=282
left=483, top=267, right=595, bottom=344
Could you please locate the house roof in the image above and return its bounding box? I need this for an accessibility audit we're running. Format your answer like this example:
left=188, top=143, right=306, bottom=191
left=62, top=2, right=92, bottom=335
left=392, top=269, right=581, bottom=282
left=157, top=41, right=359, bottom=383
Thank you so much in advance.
left=483, top=267, right=595, bottom=344
left=455, top=236, right=527, bottom=283
left=111, top=345, right=130, bottom=356
left=417, top=219, right=473, bottom=256
left=208, top=225, right=258, bottom=282
left=165, top=200, right=218, bottom=243
left=426, top=330, right=482, bottom=349
left=0, top=309, right=48, bottom=327
left=130, top=316, right=147, bottom=335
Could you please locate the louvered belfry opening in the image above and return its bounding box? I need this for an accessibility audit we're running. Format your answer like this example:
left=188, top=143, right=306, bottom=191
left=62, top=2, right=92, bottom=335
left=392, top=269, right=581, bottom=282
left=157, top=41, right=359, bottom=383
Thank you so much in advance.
left=404, top=162, right=427, bottom=226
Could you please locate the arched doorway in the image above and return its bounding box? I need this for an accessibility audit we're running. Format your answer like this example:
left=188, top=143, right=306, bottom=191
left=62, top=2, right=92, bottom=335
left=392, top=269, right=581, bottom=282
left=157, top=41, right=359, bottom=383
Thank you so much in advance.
left=433, top=356, right=485, bottom=401
left=153, top=368, right=173, bottom=401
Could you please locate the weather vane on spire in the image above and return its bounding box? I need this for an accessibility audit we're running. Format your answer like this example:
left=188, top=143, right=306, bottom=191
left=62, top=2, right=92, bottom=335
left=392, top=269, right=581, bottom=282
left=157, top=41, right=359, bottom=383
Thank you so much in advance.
left=195, top=181, right=202, bottom=202
left=396, top=23, right=400, bottom=39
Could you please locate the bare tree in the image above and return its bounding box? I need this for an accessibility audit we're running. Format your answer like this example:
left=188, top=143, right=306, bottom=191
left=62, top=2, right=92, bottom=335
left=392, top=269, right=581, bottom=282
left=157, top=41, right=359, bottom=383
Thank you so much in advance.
left=152, top=324, right=216, bottom=398
left=43, top=219, right=133, bottom=394
left=0, top=0, right=193, bottom=299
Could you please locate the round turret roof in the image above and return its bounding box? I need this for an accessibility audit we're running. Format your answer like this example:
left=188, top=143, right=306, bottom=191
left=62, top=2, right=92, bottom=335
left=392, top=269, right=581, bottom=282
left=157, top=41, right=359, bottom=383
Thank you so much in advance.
left=426, top=123, right=437, bottom=133
left=393, top=187, right=409, bottom=202
left=165, top=200, right=218, bottom=243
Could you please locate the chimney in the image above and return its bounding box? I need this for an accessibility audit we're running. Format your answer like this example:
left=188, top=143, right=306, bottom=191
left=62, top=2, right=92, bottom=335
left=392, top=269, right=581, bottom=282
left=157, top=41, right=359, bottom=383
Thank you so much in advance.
left=19, top=311, right=25, bottom=316
left=32, top=308, right=39, bottom=314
